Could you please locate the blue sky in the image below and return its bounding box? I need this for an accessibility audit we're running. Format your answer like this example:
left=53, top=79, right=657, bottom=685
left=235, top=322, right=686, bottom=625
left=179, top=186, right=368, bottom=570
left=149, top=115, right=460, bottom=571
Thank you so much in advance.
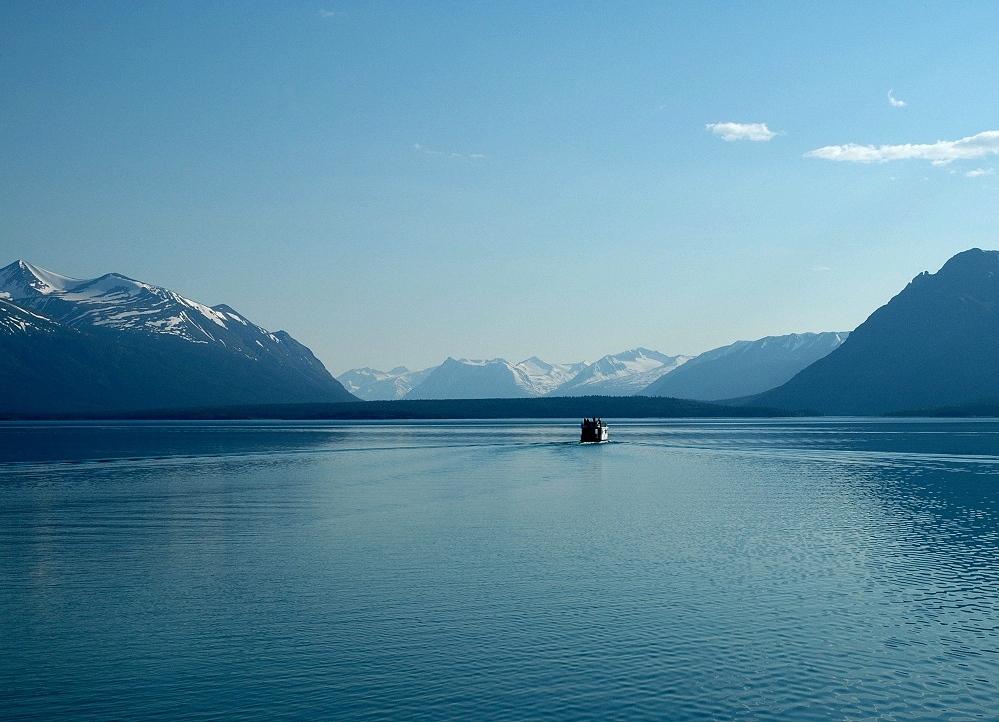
left=3, top=2, right=999, bottom=373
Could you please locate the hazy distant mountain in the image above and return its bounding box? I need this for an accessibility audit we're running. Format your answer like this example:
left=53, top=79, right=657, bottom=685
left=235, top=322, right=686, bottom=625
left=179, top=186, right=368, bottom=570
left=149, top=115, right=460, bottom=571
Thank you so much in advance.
left=754, top=249, right=999, bottom=414
left=641, top=332, right=848, bottom=401
left=548, top=348, right=689, bottom=397
left=0, top=260, right=356, bottom=414
left=354, top=351, right=683, bottom=400
left=337, top=365, right=437, bottom=400
left=406, top=357, right=539, bottom=399
left=340, top=357, right=588, bottom=400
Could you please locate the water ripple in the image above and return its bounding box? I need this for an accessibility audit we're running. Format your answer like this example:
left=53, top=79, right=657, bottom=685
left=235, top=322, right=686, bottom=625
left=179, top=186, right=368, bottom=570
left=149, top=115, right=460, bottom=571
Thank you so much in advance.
left=5, top=420, right=999, bottom=719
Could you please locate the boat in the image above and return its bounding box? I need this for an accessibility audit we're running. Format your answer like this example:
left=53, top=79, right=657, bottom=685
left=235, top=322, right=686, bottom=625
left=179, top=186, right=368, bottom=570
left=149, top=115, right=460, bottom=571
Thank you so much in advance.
left=580, top=418, right=609, bottom=443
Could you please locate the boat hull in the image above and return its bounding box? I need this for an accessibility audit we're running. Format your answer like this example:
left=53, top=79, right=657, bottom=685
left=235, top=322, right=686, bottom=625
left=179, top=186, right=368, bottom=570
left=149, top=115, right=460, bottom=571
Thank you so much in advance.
left=580, top=424, right=609, bottom=443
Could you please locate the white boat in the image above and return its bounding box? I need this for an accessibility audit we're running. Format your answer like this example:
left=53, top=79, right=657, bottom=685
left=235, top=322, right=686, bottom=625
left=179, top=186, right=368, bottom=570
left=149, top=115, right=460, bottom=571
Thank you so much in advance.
left=580, top=418, right=609, bottom=443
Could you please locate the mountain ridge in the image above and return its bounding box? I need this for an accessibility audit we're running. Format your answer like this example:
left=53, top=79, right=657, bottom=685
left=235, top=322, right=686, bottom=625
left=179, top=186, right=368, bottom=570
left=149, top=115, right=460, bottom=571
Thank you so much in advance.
left=640, top=332, right=848, bottom=401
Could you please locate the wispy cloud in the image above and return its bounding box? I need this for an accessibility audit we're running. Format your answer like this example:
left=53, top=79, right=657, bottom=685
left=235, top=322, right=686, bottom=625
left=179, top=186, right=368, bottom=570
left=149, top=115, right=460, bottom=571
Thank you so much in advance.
left=805, top=130, right=999, bottom=165
left=812, top=265, right=831, bottom=272
left=887, top=90, right=905, bottom=107
left=706, top=122, right=777, bottom=142
left=967, top=168, right=994, bottom=178
left=318, top=9, right=346, bottom=19
left=413, top=143, right=487, bottom=160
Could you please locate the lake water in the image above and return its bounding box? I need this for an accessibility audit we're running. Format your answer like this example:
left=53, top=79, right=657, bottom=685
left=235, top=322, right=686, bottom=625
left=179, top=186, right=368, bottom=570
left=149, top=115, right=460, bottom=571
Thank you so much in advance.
left=3, top=419, right=999, bottom=720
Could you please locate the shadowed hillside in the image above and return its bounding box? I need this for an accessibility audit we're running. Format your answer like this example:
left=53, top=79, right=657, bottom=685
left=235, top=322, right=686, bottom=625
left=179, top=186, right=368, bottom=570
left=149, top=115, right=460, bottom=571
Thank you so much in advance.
left=754, top=249, right=999, bottom=415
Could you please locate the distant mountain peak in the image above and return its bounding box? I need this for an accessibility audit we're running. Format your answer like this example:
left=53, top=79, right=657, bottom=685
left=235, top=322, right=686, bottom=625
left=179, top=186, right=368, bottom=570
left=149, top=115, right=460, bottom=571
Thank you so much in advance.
left=517, top=356, right=555, bottom=374
left=336, top=364, right=437, bottom=400
left=406, top=357, right=536, bottom=400
left=0, top=260, right=82, bottom=297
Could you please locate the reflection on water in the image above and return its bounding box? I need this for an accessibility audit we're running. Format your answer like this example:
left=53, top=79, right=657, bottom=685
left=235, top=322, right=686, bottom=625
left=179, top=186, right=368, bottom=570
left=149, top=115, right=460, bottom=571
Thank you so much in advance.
left=3, top=419, right=999, bottom=719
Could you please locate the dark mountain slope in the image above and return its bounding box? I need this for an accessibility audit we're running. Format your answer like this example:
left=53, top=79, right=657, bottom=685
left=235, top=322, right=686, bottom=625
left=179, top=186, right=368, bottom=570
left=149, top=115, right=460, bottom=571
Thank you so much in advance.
left=754, top=249, right=999, bottom=415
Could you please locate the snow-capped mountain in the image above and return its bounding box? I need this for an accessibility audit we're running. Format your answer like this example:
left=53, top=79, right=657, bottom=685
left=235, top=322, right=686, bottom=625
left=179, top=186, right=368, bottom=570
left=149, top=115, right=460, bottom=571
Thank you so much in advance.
left=548, top=348, right=690, bottom=397
left=406, top=358, right=540, bottom=399
left=1, top=261, right=301, bottom=357
left=337, top=365, right=438, bottom=400
left=640, top=332, right=849, bottom=401
left=515, top=357, right=588, bottom=396
left=0, top=260, right=356, bottom=414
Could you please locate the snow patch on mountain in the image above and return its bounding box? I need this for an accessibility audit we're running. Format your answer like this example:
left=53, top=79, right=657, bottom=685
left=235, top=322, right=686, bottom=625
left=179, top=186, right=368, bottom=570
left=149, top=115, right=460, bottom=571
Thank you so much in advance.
left=0, top=298, right=61, bottom=335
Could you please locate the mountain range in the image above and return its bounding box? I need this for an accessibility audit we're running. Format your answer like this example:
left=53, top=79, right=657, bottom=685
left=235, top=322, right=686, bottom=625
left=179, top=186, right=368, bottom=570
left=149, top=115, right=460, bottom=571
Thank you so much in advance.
left=8, top=248, right=999, bottom=417
left=0, top=261, right=356, bottom=414
left=346, top=246, right=999, bottom=412
left=340, top=349, right=692, bottom=401
left=340, top=339, right=850, bottom=402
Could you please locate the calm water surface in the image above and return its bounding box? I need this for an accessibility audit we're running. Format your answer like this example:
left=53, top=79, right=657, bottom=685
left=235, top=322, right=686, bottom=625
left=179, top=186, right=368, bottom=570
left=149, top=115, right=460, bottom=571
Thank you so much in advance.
left=3, top=419, right=999, bottom=719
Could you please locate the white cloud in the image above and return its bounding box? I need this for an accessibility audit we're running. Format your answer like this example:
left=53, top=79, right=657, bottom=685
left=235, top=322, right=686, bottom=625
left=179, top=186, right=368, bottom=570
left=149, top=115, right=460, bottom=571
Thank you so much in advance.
left=706, top=122, right=776, bottom=142
left=318, top=9, right=345, bottom=19
left=805, top=130, right=999, bottom=165
left=887, top=90, right=905, bottom=107
left=812, top=265, right=831, bottom=272
left=413, top=143, right=486, bottom=160
left=967, top=168, right=994, bottom=178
